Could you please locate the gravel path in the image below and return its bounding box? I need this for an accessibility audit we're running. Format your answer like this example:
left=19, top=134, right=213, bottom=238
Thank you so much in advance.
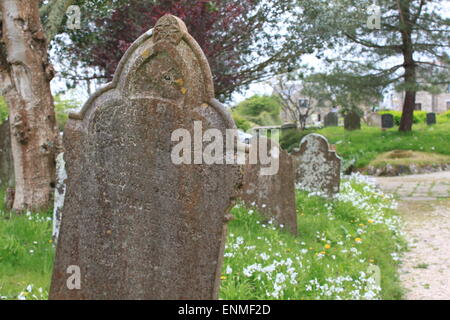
left=375, top=172, right=450, bottom=300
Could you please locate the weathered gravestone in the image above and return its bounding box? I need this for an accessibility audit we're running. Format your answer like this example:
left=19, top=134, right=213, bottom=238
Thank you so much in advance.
left=426, top=112, right=436, bottom=125
left=324, top=112, right=338, bottom=127
left=291, top=134, right=341, bottom=196
left=240, top=136, right=297, bottom=235
left=381, top=114, right=394, bottom=129
left=367, top=112, right=382, bottom=127
left=344, top=111, right=361, bottom=131
left=0, top=120, right=14, bottom=187
left=50, top=15, right=241, bottom=300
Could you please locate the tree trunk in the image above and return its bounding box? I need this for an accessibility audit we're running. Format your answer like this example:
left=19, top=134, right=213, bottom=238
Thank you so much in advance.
left=1, top=0, right=57, bottom=212
left=397, top=0, right=416, bottom=132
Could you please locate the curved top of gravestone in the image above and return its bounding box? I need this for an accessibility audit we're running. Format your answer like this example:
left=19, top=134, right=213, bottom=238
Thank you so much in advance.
left=298, top=133, right=330, bottom=154
left=69, top=15, right=234, bottom=129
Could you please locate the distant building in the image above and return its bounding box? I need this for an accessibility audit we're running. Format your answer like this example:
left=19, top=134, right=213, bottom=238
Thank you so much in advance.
left=389, top=84, right=450, bottom=113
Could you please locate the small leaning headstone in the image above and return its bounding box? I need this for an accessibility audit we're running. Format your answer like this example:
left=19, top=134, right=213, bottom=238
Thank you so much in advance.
left=50, top=15, right=241, bottom=300
left=381, top=113, right=394, bottom=129
left=240, top=136, right=297, bottom=235
left=426, top=112, right=436, bottom=126
left=291, top=133, right=341, bottom=196
left=344, top=111, right=361, bottom=131
left=324, top=112, right=338, bottom=127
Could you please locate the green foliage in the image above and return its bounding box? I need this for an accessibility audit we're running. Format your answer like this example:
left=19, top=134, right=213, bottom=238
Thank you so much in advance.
left=220, top=177, right=405, bottom=300
left=233, top=95, right=282, bottom=127
left=280, top=122, right=450, bottom=169
left=54, top=95, right=80, bottom=131
left=279, top=128, right=312, bottom=152
left=0, top=188, right=54, bottom=299
left=437, top=111, right=450, bottom=123
left=0, top=97, right=9, bottom=124
left=232, top=112, right=253, bottom=132
left=378, top=110, right=427, bottom=126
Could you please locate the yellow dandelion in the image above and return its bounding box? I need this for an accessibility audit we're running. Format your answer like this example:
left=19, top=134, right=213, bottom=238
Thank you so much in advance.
left=324, top=244, right=331, bottom=249
left=220, top=275, right=227, bottom=280
left=355, top=238, right=362, bottom=243
left=368, top=219, right=374, bottom=224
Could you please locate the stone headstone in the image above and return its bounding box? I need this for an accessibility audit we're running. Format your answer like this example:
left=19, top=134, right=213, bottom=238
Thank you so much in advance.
left=324, top=112, right=338, bottom=127
left=367, top=112, right=382, bottom=127
left=50, top=15, right=241, bottom=300
left=426, top=112, right=436, bottom=125
left=0, top=120, right=14, bottom=187
left=344, top=111, right=361, bottom=131
left=381, top=114, right=394, bottom=129
left=240, top=136, right=297, bottom=235
left=291, top=134, right=341, bottom=196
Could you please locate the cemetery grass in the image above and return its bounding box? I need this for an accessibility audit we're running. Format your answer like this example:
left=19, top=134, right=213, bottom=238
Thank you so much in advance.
left=0, top=175, right=405, bottom=300
left=0, top=189, right=54, bottom=299
left=221, top=175, right=406, bottom=300
left=281, top=122, right=450, bottom=169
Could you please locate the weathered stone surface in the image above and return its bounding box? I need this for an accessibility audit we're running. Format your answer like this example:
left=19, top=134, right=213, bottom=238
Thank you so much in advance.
left=291, top=133, right=341, bottom=196
left=50, top=15, right=241, bottom=300
left=324, top=112, right=338, bottom=127
left=52, top=152, right=66, bottom=244
left=367, top=112, right=382, bottom=127
left=344, top=111, right=361, bottom=131
left=381, top=114, right=394, bottom=129
left=426, top=112, right=436, bottom=125
left=0, top=120, right=14, bottom=187
left=240, top=136, right=297, bottom=235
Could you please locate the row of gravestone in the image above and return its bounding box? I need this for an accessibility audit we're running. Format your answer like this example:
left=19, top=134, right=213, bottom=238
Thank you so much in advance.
left=325, top=111, right=438, bottom=130
left=48, top=15, right=343, bottom=300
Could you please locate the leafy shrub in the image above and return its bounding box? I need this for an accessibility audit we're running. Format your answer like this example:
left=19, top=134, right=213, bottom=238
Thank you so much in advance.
left=233, top=95, right=282, bottom=127
left=437, top=111, right=450, bottom=123
left=232, top=112, right=253, bottom=132
left=54, top=95, right=80, bottom=131
left=378, top=110, right=427, bottom=125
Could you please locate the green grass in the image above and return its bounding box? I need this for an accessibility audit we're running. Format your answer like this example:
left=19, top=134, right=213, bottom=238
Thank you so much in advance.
left=281, top=121, right=450, bottom=169
left=0, top=176, right=406, bottom=300
left=220, top=175, right=405, bottom=300
left=0, top=209, right=54, bottom=299
left=369, top=150, right=450, bottom=168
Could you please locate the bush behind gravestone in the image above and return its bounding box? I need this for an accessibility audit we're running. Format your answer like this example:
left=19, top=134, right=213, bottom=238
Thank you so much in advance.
left=378, top=110, right=427, bottom=125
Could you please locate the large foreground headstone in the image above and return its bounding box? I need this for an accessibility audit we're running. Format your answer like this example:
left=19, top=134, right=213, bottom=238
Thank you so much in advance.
left=344, top=111, right=361, bottom=131
left=240, top=136, right=297, bottom=235
left=50, top=15, right=241, bottom=300
left=381, top=114, right=394, bottom=129
left=324, top=112, right=338, bottom=127
left=291, top=134, right=341, bottom=196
